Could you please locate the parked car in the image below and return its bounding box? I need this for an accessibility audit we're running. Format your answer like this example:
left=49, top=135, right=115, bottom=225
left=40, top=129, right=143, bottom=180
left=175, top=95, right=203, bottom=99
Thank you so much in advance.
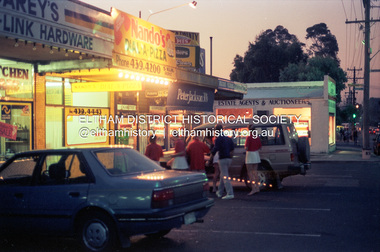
left=188, top=119, right=311, bottom=190
left=0, top=147, right=214, bottom=251
left=373, top=133, right=380, bottom=155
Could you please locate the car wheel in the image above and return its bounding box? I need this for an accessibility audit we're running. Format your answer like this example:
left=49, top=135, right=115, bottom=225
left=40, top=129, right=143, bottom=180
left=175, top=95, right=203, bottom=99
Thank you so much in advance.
left=244, top=163, right=273, bottom=190
left=145, top=229, right=171, bottom=238
left=77, top=212, right=117, bottom=252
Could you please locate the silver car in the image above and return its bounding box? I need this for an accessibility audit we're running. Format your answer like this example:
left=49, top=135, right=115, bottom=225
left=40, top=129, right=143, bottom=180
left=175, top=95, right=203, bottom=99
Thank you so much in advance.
left=192, top=119, right=311, bottom=190
left=0, top=147, right=214, bottom=251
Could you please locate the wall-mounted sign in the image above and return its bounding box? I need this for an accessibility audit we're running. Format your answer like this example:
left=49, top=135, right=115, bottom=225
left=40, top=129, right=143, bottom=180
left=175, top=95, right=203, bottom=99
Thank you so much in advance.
left=112, top=8, right=176, bottom=79
left=0, top=121, right=17, bottom=140
left=0, top=62, right=33, bottom=99
left=167, top=83, right=215, bottom=112
left=216, top=99, right=311, bottom=107
left=0, top=0, right=114, bottom=58
left=1, top=105, right=11, bottom=120
left=72, top=81, right=142, bottom=92
left=171, top=30, right=200, bottom=46
left=176, top=46, right=200, bottom=68
left=65, top=107, right=109, bottom=146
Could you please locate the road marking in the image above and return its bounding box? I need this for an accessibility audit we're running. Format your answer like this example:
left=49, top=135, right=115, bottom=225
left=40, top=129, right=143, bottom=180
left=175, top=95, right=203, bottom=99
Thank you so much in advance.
left=254, top=232, right=321, bottom=237
left=174, top=229, right=321, bottom=237
left=224, top=207, right=331, bottom=211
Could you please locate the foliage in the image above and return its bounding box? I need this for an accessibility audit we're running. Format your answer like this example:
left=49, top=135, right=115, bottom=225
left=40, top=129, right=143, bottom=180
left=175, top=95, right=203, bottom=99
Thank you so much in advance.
left=305, top=23, right=340, bottom=64
left=279, top=57, right=347, bottom=102
left=230, top=25, right=307, bottom=83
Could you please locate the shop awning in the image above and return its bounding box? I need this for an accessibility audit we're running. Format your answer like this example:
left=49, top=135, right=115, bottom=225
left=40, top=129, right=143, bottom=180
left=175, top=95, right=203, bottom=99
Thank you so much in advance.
left=167, top=83, right=215, bottom=112
left=216, top=78, right=247, bottom=100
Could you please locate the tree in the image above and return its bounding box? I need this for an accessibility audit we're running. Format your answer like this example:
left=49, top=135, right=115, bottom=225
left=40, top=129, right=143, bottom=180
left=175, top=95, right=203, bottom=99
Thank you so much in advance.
left=230, top=25, right=307, bottom=83
left=305, top=23, right=339, bottom=64
left=279, top=57, right=347, bottom=102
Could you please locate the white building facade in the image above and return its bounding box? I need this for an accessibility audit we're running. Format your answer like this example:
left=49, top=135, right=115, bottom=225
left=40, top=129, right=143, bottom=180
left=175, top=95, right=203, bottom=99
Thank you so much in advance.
left=214, top=76, right=337, bottom=154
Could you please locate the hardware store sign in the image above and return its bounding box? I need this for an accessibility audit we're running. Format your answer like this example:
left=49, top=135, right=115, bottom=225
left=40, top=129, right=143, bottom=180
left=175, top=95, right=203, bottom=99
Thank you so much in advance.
left=0, top=0, right=114, bottom=57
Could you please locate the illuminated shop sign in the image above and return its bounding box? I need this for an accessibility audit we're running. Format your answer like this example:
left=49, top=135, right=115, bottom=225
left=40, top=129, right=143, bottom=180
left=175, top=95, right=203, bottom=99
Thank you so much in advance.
left=0, top=0, right=114, bottom=57
left=167, top=83, right=214, bottom=112
left=111, top=8, right=176, bottom=80
left=72, top=81, right=142, bottom=92
left=65, top=107, right=109, bottom=146
left=0, top=63, right=33, bottom=99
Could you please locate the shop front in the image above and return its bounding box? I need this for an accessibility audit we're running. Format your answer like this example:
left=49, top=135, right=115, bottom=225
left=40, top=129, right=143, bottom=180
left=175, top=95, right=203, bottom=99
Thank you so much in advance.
left=0, top=1, right=244, bottom=155
left=214, top=76, right=336, bottom=154
left=0, top=59, right=33, bottom=160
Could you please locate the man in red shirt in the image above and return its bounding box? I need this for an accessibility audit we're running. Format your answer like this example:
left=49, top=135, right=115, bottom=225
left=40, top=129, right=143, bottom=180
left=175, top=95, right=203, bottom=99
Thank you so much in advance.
left=145, top=136, right=163, bottom=165
left=186, top=136, right=210, bottom=172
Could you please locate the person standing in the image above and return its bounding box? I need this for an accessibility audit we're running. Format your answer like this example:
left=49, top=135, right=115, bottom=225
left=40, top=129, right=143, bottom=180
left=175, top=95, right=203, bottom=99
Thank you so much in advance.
left=245, top=124, right=262, bottom=195
left=211, top=124, right=235, bottom=200
left=144, top=136, right=163, bottom=165
left=171, top=136, right=189, bottom=170
left=186, top=136, right=210, bottom=172
left=205, top=136, right=220, bottom=193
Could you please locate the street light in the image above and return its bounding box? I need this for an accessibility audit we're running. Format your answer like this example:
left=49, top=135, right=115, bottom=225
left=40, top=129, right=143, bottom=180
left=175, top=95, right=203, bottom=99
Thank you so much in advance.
left=147, top=1, right=197, bottom=21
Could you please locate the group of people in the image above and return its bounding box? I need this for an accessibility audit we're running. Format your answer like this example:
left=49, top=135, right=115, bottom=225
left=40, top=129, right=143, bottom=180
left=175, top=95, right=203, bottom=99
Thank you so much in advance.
left=339, top=127, right=358, bottom=145
left=144, top=124, right=262, bottom=200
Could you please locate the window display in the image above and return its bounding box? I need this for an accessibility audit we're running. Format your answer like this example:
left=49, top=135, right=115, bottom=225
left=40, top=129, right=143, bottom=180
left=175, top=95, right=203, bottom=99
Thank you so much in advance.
left=0, top=103, right=32, bottom=160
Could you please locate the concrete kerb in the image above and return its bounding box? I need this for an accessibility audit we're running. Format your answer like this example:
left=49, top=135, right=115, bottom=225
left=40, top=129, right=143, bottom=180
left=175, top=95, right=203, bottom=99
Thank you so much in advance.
left=311, top=144, right=380, bottom=162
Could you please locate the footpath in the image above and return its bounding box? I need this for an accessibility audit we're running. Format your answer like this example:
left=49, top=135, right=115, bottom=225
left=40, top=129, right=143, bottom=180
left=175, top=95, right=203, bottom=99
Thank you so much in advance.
left=311, top=141, right=380, bottom=162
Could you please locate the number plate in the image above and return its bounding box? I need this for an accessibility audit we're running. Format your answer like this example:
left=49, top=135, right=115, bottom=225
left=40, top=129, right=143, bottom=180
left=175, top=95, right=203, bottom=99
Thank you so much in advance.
left=184, top=212, right=196, bottom=225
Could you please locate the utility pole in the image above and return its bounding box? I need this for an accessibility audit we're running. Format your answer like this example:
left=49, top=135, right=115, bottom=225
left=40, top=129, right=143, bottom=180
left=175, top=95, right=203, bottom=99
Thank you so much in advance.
left=345, top=0, right=379, bottom=158
left=347, top=67, right=363, bottom=105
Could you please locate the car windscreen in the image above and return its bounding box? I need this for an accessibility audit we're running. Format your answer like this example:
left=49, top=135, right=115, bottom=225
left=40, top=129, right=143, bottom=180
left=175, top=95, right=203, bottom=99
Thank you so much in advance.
left=94, top=149, right=165, bottom=175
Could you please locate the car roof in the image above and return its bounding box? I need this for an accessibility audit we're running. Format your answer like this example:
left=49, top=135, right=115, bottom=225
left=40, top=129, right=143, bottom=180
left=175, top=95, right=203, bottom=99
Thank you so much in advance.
left=11, top=145, right=133, bottom=156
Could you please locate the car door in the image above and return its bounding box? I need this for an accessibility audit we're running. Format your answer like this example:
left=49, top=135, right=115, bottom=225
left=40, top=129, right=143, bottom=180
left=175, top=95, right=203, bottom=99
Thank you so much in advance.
left=27, top=153, right=91, bottom=234
left=0, top=154, right=40, bottom=233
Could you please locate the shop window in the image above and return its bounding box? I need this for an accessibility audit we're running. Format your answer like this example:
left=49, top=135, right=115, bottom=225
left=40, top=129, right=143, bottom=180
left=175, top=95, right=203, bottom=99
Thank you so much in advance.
left=257, top=110, right=268, bottom=116
left=46, top=107, right=63, bottom=149
left=46, top=81, right=63, bottom=105
left=0, top=103, right=32, bottom=160
left=329, top=114, right=335, bottom=145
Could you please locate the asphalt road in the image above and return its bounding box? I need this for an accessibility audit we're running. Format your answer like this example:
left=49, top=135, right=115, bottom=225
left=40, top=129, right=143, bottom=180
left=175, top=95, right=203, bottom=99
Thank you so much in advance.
left=1, top=161, right=380, bottom=252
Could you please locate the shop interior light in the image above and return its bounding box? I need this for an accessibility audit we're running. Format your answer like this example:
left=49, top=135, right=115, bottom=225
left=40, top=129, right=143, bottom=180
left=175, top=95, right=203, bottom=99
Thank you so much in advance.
left=49, top=46, right=54, bottom=54
left=14, top=39, right=19, bottom=47
left=32, top=43, right=37, bottom=51
left=125, top=73, right=129, bottom=79
left=118, top=72, right=124, bottom=78
left=65, top=49, right=69, bottom=57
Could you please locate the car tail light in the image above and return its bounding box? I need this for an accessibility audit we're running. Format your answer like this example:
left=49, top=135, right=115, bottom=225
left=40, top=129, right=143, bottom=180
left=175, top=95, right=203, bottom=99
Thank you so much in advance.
left=290, top=153, right=295, bottom=162
left=152, top=188, right=174, bottom=208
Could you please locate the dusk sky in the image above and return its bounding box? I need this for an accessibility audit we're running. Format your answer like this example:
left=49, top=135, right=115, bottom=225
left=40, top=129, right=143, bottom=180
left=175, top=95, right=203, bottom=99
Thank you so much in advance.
left=81, top=0, right=380, bottom=102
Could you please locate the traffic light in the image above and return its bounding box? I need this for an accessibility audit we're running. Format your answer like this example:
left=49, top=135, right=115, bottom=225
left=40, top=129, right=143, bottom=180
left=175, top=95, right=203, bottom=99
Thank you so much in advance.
left=353, top=113, right=356, bottom=119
